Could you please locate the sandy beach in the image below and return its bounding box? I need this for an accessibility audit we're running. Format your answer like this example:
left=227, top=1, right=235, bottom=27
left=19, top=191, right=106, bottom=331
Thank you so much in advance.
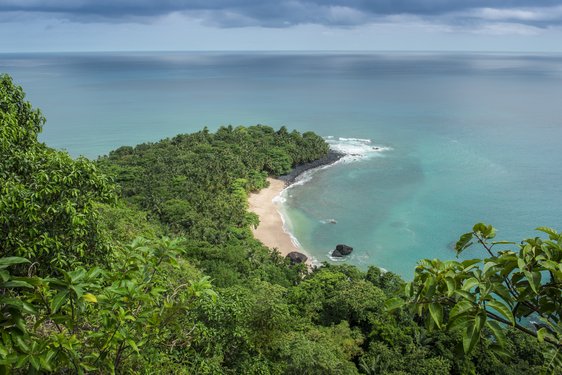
left=248, top=178, right=309, bottom=262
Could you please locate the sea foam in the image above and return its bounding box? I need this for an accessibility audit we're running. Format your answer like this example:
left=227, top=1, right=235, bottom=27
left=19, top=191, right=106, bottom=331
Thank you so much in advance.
left=326, top=137, right=392, bottom=163
left=286, top=136, right=390, bottom=191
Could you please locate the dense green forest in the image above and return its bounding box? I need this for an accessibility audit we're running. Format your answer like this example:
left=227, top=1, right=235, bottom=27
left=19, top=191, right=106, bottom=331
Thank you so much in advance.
left=1, top=74, right=560, bottom=374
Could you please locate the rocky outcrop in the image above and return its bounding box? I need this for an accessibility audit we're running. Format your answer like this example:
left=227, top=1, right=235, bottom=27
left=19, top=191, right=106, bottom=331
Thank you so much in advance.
left=332, top=244, right=353, bottom=257
left=286, top=251, right=308, bottom=264
left=277, top=150, right=345, bottom=186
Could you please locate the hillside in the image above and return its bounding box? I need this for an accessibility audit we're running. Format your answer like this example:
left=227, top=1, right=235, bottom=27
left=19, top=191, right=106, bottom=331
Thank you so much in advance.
left=0, top=74, right=556, bottom=374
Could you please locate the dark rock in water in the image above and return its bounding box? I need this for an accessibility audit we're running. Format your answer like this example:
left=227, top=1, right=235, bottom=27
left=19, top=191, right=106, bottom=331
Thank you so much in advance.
left=286, top=251, right=308, bottom=264
left=336, top=244, right=353, bottom=255
left=332, top=249, right=343, bottom=257
left=332, top=244, right=353, bottom=257
left=328, top=219, right=337, bottom=224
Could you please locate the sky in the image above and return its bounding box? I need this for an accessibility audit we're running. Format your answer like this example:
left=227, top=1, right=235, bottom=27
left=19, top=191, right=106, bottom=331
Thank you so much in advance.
left=1, top=0, right=562, bottom=52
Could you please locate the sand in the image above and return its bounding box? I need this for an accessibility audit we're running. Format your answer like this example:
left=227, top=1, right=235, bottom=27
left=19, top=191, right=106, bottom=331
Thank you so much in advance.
left=248, top=178, right=309, bottom=262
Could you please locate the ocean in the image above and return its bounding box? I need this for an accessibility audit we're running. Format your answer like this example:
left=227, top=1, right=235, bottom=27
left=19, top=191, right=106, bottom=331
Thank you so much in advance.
left=2, top=51, right=562, bottom=278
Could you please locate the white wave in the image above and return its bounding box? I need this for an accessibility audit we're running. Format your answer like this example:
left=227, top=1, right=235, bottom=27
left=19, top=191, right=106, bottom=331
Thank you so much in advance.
left=274, top=202, right=302, bottom=249
left=284, top=137, right=391, bottom=191
left=337, top=137, right=371, bottom=142
left=310, top=258, right=322, bottom=268
left=272, top=194, right=286, bottom=204
left=327, top=137, right=392, bottom=163
left=327, top=251, right=349, bottom=262
left=289, top=164, right=328, bottom=187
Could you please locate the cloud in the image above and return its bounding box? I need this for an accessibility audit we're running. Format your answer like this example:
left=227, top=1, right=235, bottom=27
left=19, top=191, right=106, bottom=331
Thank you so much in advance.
left=471, top=5, right=562, bottom=23
left=472, top=22, right=543, bottom=36
left=1, top=0, right=562, bottom=33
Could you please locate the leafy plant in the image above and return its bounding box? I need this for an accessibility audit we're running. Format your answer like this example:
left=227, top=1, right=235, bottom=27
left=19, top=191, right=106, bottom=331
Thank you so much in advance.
left=1, top=74, right=116, bottom=272
left=388, top=223, right=562, bottom=373
left=0, top=236, right=217, bottom=374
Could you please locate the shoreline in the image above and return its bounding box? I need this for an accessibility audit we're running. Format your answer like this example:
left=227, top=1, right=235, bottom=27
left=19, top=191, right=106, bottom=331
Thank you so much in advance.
left=277, top=150, right=345, bottom=186
left=248, top=150, right=345, bottom=266
left=248, top=178, right=307, bottom=262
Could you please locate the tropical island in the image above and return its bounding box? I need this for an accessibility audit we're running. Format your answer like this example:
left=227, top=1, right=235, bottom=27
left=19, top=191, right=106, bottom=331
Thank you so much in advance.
left=1, top=74, right=561, bottom=374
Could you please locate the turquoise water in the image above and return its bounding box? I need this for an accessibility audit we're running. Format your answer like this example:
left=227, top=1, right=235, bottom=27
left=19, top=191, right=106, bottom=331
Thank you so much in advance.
left=2, top=52, right=562, bottom=278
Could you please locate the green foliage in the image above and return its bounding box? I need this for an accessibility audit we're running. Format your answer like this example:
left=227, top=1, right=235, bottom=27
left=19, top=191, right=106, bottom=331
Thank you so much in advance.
left=276, top=322, right=363, bottom=375
left=1, top=75, right=554, bottom=374
left=97, top=124, right=329, bottom=243
left=0, top=74, right=116, bottom=271
left=289, top=266, right=387, bottom=329
left=394, top=223, right=562, bottom=373
left=0, top=237, right=214, bottom=374
left=96, top=201, right=164, bottom=244
left=0, top=74, right=44, bottom=149
left=359, top=340, right=452, bottom=375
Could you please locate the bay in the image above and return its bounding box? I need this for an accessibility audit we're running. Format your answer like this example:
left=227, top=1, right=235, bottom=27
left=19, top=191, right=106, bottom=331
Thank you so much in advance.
left=2, top=51, right=561, bottom=278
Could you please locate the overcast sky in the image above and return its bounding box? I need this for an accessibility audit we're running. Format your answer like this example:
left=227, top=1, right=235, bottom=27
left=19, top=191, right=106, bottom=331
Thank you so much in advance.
left=2, top=0, right=562, bottom=52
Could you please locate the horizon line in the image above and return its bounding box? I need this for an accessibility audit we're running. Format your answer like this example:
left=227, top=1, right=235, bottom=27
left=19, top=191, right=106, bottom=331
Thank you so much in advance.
left=2, top=49, right=562, bottom=55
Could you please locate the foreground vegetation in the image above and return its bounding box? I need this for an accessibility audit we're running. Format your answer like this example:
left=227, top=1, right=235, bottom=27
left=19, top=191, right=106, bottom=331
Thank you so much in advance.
left=1, top=74, right=559, bottom=374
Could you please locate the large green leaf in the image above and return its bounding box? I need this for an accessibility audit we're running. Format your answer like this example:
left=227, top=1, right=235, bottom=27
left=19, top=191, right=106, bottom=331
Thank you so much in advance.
left=455, top=232, right=474, bottom=254
left=450, top=300, right=473, bottom=319
left=447, top=313, right=471, bottom=332
left=384, top=297, right=406, bottom=311
left=445, top=277, right=456, bottom=297
left=524, top=271, right=541, bottom=294
left=535, top=226, right=559, bottom=239
left=428, top=303, right=443, bottom=329
left=487, top=300, right=514, bottom=325
left=0, top=257, right=30, bottom=268
left=51, top=290, right=69, bottom=313
left=463, top=312, right=485, bottom=354
left=536, top=327, right=548, bottom=343
left=461, top=259, right=481, bottom=271
left=473, top=223, right=496, bottom=239
left=486, top=320, right=506, bottom=348
left=454, top=289, right=476, bottom=302
left=461, top=277, right=479, bottom=292
left=82, top=293, right=98, bottom=303
left=483, top=261, right=498, bottom=275
left=0, top=280, right=33, bottom=289
left=491, top=284, right=512, bottom=306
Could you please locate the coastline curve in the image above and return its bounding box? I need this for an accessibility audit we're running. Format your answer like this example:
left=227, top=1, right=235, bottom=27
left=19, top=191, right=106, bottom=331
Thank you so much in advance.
left=249, top=137, right=391, bottom=267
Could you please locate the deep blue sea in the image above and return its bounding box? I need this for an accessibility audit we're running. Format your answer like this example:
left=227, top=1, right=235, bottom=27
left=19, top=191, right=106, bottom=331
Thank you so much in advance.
left=2, top=52, right=562, bottom=278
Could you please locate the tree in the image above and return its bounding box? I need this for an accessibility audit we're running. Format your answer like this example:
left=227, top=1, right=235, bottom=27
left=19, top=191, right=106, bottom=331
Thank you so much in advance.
left=0, top=237, right=216, bottom=373
left=97, top=123, right=330, bottom=244
left=388, top=223, right=562, bottom=374
left=0, top=74, right=116, bottom=271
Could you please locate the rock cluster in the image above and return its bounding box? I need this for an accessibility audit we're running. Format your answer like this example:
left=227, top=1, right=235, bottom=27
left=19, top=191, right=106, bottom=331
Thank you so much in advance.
left=332, top=244, right=353, bottom=257
left=286, top=251, right=308, bottom=264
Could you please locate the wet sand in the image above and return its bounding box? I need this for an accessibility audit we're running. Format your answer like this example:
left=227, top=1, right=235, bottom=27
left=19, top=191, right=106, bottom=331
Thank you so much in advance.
left=248, top=178, right=308, bottom=261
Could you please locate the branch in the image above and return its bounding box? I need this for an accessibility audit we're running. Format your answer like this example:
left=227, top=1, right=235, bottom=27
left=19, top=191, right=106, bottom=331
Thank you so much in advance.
left=476, top=233, right=559, bottom=327
left=38, top=290, right=63, bottom=334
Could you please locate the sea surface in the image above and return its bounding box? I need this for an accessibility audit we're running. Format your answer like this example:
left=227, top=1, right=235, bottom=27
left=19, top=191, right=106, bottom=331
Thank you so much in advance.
left=2, top=51, right=562, bottom=278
